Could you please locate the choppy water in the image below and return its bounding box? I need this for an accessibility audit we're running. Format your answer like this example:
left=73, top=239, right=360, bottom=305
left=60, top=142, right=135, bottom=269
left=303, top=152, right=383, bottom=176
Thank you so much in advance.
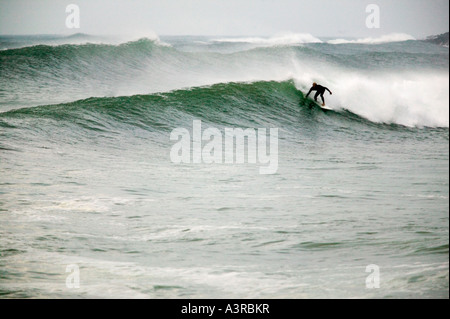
left=0, top=34, right=448, bottom=298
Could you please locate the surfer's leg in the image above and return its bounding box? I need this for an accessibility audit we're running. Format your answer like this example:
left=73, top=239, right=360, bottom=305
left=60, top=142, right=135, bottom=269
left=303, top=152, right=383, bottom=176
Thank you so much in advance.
left=320, top=94, right=325, bottom=105
left=314, top=91, right=320, bottom=102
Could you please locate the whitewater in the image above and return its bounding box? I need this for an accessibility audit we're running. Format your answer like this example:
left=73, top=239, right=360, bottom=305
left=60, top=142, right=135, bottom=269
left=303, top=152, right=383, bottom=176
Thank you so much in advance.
left=0, top=33, right=448, bottom=298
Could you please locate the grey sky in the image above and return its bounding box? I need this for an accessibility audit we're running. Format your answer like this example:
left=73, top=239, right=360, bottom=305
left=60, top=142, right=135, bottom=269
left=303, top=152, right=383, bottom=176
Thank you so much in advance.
left=0, top=0, right=448, bottom=38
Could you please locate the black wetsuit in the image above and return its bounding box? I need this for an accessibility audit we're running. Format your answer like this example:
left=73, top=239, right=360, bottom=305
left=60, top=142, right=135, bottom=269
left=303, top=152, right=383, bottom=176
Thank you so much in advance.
left=306, top=85, right=332, bottom=104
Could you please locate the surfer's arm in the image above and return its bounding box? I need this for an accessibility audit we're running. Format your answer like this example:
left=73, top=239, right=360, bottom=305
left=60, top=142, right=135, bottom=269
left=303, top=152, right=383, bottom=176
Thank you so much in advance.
left=325, top=87, right=332, bottom=95
left=305, top=88, right=313, bottom=98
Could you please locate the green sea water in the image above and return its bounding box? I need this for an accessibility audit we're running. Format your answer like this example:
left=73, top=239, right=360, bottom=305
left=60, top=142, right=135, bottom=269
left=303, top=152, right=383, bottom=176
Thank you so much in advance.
left=0, top=34, right=448, bottom=298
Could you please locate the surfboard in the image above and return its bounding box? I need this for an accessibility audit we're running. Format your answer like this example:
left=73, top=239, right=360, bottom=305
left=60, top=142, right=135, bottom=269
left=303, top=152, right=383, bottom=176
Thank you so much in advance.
left=304, top=95, right=334, bottom=111
left=319, top=104, right=333, bottom=111
left=310, top=99, right=333, bottom=111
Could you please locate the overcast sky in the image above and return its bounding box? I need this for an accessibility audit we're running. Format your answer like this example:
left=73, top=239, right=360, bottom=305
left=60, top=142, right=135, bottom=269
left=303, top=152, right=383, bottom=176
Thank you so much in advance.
left=0, top=0, right=448, bottom=38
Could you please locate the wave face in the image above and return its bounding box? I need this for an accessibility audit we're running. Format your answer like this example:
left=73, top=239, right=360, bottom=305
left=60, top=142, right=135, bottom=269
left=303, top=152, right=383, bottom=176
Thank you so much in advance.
left=0, top=34, right=448, bottom=128
left=0, top=80, right=339, bottom=139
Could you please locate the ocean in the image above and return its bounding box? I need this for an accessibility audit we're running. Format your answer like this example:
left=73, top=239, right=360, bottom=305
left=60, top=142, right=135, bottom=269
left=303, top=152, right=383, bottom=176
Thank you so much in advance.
left=0, top=33, right=448, bottom=299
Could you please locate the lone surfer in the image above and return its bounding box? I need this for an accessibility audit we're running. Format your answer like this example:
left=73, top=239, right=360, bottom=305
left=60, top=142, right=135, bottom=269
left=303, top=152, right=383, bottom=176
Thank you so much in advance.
left=306, top=83, right=332, bottom=106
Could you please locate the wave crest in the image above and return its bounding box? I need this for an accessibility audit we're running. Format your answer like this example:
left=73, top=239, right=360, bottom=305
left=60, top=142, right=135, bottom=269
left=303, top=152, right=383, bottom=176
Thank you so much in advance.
left=328, top=33, right=416, bottom=45
left=212, top=33, right=322, bottom=46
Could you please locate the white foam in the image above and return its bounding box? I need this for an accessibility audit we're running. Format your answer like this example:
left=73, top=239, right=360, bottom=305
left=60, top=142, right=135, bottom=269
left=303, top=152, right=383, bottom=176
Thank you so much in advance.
left=291, top=47, right=449, bottom=128
left=294, top=68, right=449, bottom=128
left=114, top=32, right=171, bottom=47
left=213, top=33, right=322, bottom=46
left=328, top=33, right=416, bottom=45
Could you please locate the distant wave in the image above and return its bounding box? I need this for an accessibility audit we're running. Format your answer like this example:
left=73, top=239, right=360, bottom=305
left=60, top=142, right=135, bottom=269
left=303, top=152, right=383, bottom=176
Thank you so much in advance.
left=328, top=33, right=416, bottom=45
left=0, top=32, right=167, bottom=51
left=212, top=33, right=323, bottom=46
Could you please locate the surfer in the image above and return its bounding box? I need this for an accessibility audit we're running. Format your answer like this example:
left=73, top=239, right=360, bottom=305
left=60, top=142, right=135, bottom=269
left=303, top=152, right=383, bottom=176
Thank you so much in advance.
left=305, top=83, right=332, bottom=106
